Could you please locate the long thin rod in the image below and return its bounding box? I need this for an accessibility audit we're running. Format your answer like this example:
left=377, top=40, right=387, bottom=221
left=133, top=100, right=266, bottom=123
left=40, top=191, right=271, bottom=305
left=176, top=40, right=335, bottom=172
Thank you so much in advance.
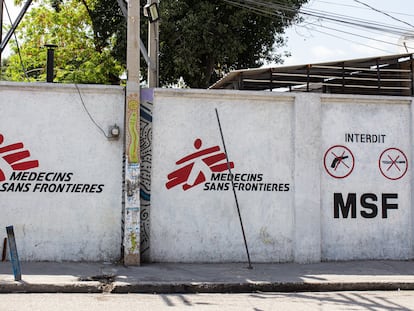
left=0, top=0, right=32, bottom=53
left=0, top=0, right=4, bottom=67
left=215, top=108, right=252, bottom=269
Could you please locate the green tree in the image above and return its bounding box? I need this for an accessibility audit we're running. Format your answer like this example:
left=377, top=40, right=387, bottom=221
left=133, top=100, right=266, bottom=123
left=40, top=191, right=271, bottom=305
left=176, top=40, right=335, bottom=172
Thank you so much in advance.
left=5, top=0, right=308, bottom=87
left=5, top=0, right=124, bottom=83
left=158, top=0, right=308, bottom=88
left=79, top=0, right=308, bottom=88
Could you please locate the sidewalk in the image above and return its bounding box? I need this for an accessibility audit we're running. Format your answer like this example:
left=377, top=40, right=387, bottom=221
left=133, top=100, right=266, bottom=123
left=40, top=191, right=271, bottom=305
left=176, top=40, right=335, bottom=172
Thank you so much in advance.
left=1, top=260, right=414, bottom=293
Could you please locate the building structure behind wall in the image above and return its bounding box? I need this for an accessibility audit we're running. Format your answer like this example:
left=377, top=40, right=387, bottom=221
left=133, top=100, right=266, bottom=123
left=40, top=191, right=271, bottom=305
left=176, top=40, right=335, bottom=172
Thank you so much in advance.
left=210, top=53, right=414, bottom=97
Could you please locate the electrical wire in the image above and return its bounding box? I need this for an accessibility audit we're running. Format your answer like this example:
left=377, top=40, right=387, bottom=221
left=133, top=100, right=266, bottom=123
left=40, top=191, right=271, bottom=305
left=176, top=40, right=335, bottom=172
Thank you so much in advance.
left=225, top=0, right=413, bottom=36
left=303, top=17, right=414, bottom=51
left=301, top=25, right=396, bottom=54
left=293, top=1, right=414, bottom=50
left=224, top=0, right=390, bottom=36
left=223, top=0, right=414, bottom=54
left=300, top=9, right=411, bottom=36
left=223, top=0, right=406, bottom=52
left=353, top=0, right=414, bottom=29
left=224, top=0, right=413, bottom=36
left=312, top=16, right=402, bottom=40
left=3, top=0, right=29, bottom=81
left=292, top=1, right=414, bottom=45
left=75, top=84, right=110, bottom=139
left=314, top=0, right=414, bottom=18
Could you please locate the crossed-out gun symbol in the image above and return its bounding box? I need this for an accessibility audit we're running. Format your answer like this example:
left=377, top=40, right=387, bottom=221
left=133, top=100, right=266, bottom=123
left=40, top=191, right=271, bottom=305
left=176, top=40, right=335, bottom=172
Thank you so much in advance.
left=330, top=155, right=349, bottom=169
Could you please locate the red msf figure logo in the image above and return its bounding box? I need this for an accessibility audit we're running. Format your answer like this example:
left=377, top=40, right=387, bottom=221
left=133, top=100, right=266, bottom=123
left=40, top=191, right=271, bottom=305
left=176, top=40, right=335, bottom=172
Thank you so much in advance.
left=0, top=134, right=39, bottom=182
left=166, top=138, right=234, bottom=191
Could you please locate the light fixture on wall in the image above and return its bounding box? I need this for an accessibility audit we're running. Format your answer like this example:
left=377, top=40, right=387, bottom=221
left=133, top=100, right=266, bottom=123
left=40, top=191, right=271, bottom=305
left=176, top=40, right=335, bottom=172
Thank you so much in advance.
left=143, top=1, right=160, bottom=23
left=108, top=124, right=120, bottom=140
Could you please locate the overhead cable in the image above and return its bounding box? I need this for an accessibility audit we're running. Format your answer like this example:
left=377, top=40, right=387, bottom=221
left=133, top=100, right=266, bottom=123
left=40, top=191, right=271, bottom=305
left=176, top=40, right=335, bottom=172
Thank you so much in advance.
left=224, top=0, right=414, bottom=36
left=223, top=0, right=413, bottom=53
left=223, top=0, right=414, bottom=53
left=3, top=0, right=29, bottom=80
left=353, top=0, right=414, bottom=29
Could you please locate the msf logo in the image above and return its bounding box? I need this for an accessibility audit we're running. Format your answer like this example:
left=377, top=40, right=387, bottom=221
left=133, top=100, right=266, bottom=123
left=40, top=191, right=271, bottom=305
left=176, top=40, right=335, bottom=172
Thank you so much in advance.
left=0, top=134, right=39, bottom=182
left=166, top=138, right=234, bottom=191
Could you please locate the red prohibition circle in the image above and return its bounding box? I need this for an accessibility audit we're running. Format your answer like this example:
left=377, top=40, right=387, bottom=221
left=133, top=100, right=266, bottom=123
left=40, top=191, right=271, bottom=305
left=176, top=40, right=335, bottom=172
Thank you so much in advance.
left=378, top=147, right=408, bottom=180
left=323, top=145, right=355, bottom=179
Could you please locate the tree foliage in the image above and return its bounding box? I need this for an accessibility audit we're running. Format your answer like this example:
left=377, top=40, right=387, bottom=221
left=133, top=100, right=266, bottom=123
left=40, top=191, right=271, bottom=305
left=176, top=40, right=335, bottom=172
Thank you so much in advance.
left=4, top=0, right=124, bottom=83
left=159, top=0, right=308, bottom=88
left=4, top=0, right=308, bottom=87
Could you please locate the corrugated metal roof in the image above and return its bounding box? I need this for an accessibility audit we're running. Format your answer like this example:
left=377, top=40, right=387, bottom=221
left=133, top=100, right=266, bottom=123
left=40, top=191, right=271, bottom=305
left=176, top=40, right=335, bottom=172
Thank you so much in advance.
left=210, top=53, right=414, bottom=97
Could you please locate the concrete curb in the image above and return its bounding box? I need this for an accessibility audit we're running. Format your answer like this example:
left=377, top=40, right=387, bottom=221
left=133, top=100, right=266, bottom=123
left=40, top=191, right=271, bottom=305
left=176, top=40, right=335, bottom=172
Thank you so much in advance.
left=110, top=282, right=414, bottom=294
left=0, top=283, right=103, bottom=294
left=2, top=281, right=414, bottom=294
left=2, top=261, right=414, bottom=294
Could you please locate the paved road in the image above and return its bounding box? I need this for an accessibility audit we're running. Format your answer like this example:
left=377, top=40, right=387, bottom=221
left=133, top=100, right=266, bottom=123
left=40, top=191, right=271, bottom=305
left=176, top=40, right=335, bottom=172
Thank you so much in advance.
left=1, top=291, right=414, bottom=310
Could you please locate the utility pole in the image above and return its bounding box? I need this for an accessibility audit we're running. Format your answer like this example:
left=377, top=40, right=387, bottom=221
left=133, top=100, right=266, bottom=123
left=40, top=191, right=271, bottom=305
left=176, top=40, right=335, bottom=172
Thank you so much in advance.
left=124, top=0, right=141, bottom=265
left=147, top=0, right=159, bottom=87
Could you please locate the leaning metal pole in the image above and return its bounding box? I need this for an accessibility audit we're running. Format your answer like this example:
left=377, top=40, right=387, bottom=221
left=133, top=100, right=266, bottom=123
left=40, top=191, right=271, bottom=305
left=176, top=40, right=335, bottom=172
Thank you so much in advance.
left=0, top=0, right=3, bottom=68
left=123, top=0, right=141, bottom=265
left=0, top=0, right=32, bottom=53
left=215, top=108, right=253, bottom=269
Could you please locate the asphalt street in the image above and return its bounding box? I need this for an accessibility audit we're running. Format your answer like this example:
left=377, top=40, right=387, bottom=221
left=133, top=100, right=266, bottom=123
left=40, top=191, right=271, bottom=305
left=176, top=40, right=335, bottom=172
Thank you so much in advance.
left=1, top=291, right=414, bottom=311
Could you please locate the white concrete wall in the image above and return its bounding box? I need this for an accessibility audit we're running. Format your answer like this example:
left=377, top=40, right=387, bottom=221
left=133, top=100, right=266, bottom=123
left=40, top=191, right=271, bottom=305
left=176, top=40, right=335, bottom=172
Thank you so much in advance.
left=150, top=89, right=295, bottom=262
left=320, top=96, right=412, bottom=260
left=149, top=88, right=414, bottom=263
left=0, top=82, right=124, bottom=261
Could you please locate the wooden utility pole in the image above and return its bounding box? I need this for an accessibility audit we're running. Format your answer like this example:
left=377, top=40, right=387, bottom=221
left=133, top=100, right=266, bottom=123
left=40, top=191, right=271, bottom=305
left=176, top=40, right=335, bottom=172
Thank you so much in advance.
left=124, top=0, right=141, bottom=265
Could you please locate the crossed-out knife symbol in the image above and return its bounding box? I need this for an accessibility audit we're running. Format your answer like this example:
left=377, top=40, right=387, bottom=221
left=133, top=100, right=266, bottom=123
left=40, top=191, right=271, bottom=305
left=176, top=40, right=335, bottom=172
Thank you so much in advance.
left=382, top=160, right=406, bottom=164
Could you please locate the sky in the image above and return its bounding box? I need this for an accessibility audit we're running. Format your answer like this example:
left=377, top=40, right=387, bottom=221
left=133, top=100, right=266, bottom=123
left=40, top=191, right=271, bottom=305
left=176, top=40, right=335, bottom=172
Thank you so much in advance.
left=2, top=0, right=414, bottom=66
left=1, top=0, right=26, bottom=57
left=281, top=0, right=414, bottom=66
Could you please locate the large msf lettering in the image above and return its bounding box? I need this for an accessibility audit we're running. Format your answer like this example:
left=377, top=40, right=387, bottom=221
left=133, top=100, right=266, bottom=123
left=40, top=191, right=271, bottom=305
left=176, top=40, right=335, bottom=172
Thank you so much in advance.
left=333, top=193, right=398, bottom=219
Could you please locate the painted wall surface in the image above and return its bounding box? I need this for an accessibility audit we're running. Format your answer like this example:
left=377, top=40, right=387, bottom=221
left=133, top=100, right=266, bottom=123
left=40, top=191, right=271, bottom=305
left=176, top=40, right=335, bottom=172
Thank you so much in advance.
left=149, top=89, right=414, bottom=263
left=140, top=88, right=153, bottom=262
left=321, top=97, right=412, bottom=260
left=150, top=89, right=295, bottom=263
left=0, top=82, right=124, bottom=261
